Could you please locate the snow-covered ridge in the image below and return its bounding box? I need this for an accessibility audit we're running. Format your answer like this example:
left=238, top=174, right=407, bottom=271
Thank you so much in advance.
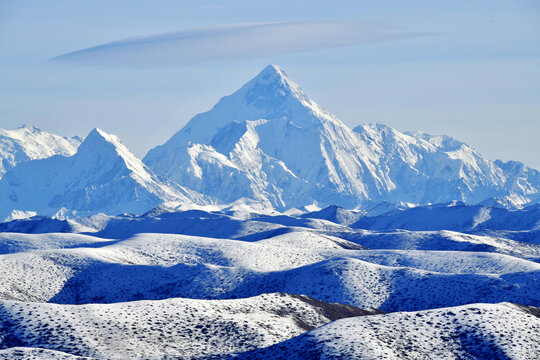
left=0, top=222, right=538, bottom=308
left=240, top=302, right=540, bottom=359
left=350, top=201, right=540, bottom=231
left=0, top=293, right=377, bottom=359
left=0, top=125, right=81, bottom=178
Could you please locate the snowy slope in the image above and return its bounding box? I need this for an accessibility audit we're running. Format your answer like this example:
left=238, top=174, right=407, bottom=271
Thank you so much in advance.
left=78, top=209, right=350, bottom=240
left=0, top=125, right=81, bottom=180
left=2, top=207, right=538, bottom=259
left=352, top=202, right=540, bottom=231
left=345, top=229, right=540, bottom=260
left=0, top=233, right=110, bottom=254
left=1, top=206, right=539, bottom=262
left=0, top=293, right=375, bottom=360
left=3, top=231, right=536, bottom=272
left=0, top=209, right=538, bottom=358
left=0, top=348, right=91, bottom=360
left=0, top=232, right=538, bottom=311
left=0, top=128, right=203, bottom=220
left=0, top=217, right=92, bottom=234
left=239, top=302, right=540, bottom=359
left=353, top=124, right=540, bottom=207
left=300, top=205, right=364, bottom=226
left=144, top=65, right=540, bottom=210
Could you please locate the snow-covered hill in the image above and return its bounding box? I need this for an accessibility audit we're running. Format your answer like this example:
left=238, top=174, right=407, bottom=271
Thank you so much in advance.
left=351, top=202, right=540, bottom=231
left=300, top=205, right=365, bottom=226
left=0, top=216, right=94, bottom=234
left=0, top=128, right=204, bottom=220
left=0, top=125, right=81, bottom=180
left=0, top=347, right=90, bottom=359
left=239, top=302, right=540, bottom=359
left=144, top=65, right=540, bottom=210
left=0, top=207, right=538, bottom=358
left=2, top=207, right=538, bottom=260
left=0, top=231, right=537, bottom=311
left=0, top=293, right=376, bottom=360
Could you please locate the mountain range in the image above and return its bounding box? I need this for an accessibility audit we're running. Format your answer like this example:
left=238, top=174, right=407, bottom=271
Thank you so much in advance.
left=0, top=65, right=539, bottom=218
left=1, top=64, right=539, bottom=359
left=143, top=64, right=540, bottom=210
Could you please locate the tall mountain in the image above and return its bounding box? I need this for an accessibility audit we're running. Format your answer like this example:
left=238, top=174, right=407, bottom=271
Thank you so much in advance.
left=0, top=125, right=82, bottom=178
left=144, top=65, right=394, bottom=209
left=352, top=124, right=540, bottom=206
left=144, top=65, right=540, bottom=210
left=0, top=128, right=201, bottom=220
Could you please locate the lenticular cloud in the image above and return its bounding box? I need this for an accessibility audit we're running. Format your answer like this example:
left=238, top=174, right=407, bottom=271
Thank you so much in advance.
left=51, top=21, right=426, bottom=66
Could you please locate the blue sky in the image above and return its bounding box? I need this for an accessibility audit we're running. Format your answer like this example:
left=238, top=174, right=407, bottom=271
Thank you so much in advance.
left=1, top=0, right=539, bottom=168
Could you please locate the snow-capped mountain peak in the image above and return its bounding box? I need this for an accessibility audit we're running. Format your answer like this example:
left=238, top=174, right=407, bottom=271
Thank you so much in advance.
left=80, top=127, right=120, bottom=147
left=153, top=65, right=339, bottom=150
left=2, top=66, right=539, bottom=217
left=250, top=64, right=290, bottom=87
left=75, top=128, right=123, bottom=160
left=70, top=127, right=158, bottom=189
left=0, top=125, right=82, bottom=178
left=245, top=64, right=308, bottom=105
left=75, top=128, right=155, bottom=185
left=239, top=64, right=340, bottom=128
left=0, top=128, right=199, bottom=220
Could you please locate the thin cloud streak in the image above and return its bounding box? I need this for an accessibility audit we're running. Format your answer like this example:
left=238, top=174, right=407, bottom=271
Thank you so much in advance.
left=51, top=21, right=431, bottom=66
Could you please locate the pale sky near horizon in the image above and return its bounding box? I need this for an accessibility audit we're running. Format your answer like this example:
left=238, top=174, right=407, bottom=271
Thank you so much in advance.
left=1, top=1, right=539, bottom=168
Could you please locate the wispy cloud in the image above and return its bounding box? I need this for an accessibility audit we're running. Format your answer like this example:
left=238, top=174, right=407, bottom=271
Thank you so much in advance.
left=51, top=21, right=429, bottom=66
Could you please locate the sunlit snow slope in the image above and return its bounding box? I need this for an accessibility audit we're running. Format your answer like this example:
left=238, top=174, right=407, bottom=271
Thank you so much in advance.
left=0, top=293, right=379, bottom=359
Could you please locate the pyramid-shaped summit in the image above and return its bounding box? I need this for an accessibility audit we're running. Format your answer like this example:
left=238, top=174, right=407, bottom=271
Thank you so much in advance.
left=1, top=66, right=538, bottom=218
left=144, top=65, right=393, bottom=209
left=239, top=64, right=342, bottom=128
left=240, top=64, right=314, bottom=110
left=0, top=128, right=197, bottom=219
left=144, top=64, right=540, bottom=210
left=146, top=64, right=341, bottom=150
